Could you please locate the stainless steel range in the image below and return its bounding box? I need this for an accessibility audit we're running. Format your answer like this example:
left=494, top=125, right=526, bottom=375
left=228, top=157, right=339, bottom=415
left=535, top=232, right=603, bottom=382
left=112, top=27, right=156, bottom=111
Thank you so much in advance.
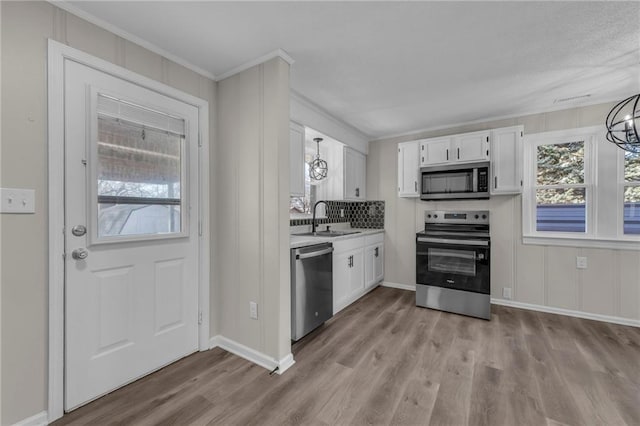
left=415, top=210, right=491, bottom=320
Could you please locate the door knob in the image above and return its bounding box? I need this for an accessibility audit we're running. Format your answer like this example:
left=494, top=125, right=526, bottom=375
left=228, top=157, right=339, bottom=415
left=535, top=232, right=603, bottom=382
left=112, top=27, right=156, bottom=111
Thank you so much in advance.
left=71, top=248, right=89, bottom=260
left=71, top=225, right=86, bottom=236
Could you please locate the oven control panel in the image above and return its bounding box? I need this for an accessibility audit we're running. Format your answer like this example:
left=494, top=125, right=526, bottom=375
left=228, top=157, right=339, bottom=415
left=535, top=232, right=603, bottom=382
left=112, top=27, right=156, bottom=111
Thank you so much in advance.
left=424, top=210, right=489, bottom=225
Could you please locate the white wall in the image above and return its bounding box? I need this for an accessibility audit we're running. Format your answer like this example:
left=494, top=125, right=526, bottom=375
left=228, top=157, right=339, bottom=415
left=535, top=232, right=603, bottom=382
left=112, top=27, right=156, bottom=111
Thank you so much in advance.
left=368, top=102, right=640, bottom=322
left=0, top=2, right=217, bottom=424
left=216, top=58, right=292, bottom=363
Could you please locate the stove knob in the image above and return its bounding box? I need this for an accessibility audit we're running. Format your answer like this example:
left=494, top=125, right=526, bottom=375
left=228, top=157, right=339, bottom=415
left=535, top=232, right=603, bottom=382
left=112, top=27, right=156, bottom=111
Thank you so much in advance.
left=427, top=214, right=432, bottom=218
left=434, top=214, right=438, bottom=218
left=474, top=214, right=479, bottom=219
left=482, top=214, right=487, bottom=219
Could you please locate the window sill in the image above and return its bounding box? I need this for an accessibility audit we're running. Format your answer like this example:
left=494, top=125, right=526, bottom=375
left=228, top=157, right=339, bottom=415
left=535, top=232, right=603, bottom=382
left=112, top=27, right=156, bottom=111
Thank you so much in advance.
left=523, top=235, right=640, bottom=251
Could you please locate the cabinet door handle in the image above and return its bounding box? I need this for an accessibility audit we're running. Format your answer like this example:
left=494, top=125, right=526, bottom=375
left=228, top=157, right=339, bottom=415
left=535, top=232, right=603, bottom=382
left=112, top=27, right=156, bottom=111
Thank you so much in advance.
left=494, top=176, right=498, bottom=189
left=355, top=188, right=360, bottom=197
left=414, top=181, right=417, bottom=192
left=457, top=148, right=460, bottom=159
left=446, top=149, right=449, bottom=161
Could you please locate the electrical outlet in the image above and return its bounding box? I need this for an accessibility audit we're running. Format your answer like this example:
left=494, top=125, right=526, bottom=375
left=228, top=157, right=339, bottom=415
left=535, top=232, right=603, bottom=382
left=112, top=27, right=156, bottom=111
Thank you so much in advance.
left=1, top=188, right=35, bottom=214
left=502, top=287, right=512, bottom=299
left=576, top=256, right=588, bottom=269
left=249, top=301, right=258, bottom=320
left=340, top=208, right=345, bottom=218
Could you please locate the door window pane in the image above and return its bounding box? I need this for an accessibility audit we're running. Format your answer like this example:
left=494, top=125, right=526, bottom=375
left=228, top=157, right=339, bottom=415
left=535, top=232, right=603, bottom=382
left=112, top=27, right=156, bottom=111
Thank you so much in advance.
left=536, top=188, right=586, bottom=232
left=537, top=142, right=584, bottom=185
left=428, top=248, right=476, bottom=276
left=96, top=95, right=184, bottom=238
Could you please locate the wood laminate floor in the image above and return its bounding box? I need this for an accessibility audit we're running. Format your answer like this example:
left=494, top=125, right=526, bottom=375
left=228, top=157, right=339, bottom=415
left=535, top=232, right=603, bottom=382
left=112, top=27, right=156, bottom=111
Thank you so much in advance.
left=54, top=287, right=640, bottom=426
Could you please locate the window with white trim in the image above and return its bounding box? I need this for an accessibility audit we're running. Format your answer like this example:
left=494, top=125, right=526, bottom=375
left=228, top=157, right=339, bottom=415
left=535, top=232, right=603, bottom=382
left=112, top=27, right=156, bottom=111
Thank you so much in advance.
left=623, top=151, right=640, bottom=235
left=523, top=126, right=639, bottom=249
left=534, top=140, right=588, bottom=233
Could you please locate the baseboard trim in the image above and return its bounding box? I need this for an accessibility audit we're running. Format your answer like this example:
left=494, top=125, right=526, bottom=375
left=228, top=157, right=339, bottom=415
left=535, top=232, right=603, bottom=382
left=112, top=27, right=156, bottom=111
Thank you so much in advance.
left=209, top=335, right=295, bottom=374
left=12, top=411, right=48, bottom=426
left=381, top=281, right=638, bottom=327
left=276, top=353, right=295, bottom=375
left=491, top=298, right=640, bottom=328
left=381, top=281, right=416, bottom=291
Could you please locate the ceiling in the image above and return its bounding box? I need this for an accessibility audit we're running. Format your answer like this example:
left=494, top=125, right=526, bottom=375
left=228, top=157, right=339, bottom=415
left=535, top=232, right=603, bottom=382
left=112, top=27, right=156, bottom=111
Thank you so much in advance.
left=67, top=1, right=640, bottom=140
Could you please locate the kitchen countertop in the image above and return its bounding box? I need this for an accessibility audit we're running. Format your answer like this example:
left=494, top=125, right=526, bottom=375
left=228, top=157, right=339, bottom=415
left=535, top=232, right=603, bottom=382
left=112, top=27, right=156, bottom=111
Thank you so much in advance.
left=290, top=228, right=384, bottom=249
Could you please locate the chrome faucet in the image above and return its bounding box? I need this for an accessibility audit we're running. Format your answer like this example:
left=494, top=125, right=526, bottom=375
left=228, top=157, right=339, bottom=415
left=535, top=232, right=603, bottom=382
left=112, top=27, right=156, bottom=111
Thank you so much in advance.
left=312, top=200, right=329, bottom=234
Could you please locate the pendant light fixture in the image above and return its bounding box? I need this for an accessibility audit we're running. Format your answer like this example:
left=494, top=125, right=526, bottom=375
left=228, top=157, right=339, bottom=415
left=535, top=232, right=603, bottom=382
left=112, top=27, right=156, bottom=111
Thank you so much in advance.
left=309, top=137, right=328, bottom=182
left=606, top=93, right=640, bottom=153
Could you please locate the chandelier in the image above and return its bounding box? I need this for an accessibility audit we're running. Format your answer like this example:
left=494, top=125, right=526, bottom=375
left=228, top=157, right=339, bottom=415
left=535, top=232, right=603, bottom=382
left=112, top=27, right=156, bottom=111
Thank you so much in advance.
left=606, top=94, right=639, bottom=153
left=309, top=137, right=328, bottom=182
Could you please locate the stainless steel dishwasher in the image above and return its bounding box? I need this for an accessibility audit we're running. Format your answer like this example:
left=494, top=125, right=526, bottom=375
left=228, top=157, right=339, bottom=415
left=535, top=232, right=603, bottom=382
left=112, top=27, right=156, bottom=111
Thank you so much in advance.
left=291, top=243, right=334, bottom=341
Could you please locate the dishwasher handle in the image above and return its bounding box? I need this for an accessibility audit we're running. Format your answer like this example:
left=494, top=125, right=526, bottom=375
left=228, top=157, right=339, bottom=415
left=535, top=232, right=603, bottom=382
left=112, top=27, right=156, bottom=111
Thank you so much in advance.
left=296, top=247, right=334, bottom=260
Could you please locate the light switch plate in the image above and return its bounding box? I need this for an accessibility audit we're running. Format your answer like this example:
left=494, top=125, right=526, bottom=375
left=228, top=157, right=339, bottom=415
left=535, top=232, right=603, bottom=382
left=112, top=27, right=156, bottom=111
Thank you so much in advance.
left=249, top=301, right=258, bottom=320
left=1, top=188, right=35, bottom=214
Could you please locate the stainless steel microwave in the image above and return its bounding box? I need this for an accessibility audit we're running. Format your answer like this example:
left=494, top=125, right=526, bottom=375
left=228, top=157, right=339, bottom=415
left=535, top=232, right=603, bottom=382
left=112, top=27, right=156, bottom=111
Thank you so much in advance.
left=420, top=161, right=490, bottom=200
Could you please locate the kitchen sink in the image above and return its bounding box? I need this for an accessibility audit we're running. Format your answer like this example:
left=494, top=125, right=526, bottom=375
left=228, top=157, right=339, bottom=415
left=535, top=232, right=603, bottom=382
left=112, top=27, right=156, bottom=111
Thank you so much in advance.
left=294, top=230, right=361, bottom=237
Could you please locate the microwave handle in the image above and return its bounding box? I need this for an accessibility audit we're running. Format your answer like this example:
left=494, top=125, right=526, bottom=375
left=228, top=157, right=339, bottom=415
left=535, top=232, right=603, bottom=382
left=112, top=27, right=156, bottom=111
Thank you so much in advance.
left=473, top=168, right=478, bottom=192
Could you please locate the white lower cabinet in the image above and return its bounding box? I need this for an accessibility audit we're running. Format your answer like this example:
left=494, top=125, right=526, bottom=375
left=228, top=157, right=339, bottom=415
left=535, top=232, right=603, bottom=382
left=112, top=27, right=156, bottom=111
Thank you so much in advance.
left=365, top=233, right=384, bottom=290
left=333, top=233, right=384, bottom=314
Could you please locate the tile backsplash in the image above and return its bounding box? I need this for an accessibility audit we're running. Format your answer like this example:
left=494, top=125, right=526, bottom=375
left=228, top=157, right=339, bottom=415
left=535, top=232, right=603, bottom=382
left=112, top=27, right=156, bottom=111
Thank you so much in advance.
left=290, top=200, right=385, bottom=229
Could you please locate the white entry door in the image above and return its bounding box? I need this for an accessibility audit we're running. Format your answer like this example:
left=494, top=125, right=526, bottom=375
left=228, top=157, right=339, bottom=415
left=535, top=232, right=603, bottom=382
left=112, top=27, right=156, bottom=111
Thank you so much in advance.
left=64, top=60, right=200, bottom=411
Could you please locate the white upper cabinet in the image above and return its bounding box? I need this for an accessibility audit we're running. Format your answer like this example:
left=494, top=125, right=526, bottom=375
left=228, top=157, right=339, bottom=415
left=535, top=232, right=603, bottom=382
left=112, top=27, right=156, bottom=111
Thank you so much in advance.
left=490, top=125, right=524, bottom=195
left=289, top=122, right=305, bottom=196
left=344, top=147, right=366, bottom=200
left=420, top=137, right=451, bottom=166
left=398, top=141, right=420, bottom=197
left=420, top=131, right=489, bottom=166
left=454, top=131, right=490, bottom=163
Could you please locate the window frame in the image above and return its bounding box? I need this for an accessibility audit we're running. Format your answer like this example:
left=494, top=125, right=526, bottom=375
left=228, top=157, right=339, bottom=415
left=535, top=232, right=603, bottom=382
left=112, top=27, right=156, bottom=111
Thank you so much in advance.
left=620, top=149, right=640, bottom=238
left=523, top=126, right=640, bottom=250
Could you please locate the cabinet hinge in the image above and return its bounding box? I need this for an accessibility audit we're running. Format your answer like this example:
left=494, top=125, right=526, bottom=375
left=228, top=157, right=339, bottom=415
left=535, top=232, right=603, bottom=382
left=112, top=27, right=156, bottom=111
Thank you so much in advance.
left=62, top=253, right=66, bottom=260
left=198, top=311, right=203, bottom=325
left=398, top=148, right=400, bottom=152
left=521, top=131, right=523, bottom=137
left=198, top=220, right=203, bottom=236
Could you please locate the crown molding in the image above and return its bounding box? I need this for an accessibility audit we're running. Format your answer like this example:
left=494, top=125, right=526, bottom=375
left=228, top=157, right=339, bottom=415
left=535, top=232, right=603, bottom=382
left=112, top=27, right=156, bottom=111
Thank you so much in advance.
left=216, top=48, right=295, bottom=81
left=49, top=1, right=217, bottom=80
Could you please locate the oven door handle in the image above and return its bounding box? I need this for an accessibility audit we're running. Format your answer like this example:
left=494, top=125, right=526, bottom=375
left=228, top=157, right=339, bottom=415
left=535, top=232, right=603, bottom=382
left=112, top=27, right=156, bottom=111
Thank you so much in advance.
left=417, top=237, right=489, bottom=247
